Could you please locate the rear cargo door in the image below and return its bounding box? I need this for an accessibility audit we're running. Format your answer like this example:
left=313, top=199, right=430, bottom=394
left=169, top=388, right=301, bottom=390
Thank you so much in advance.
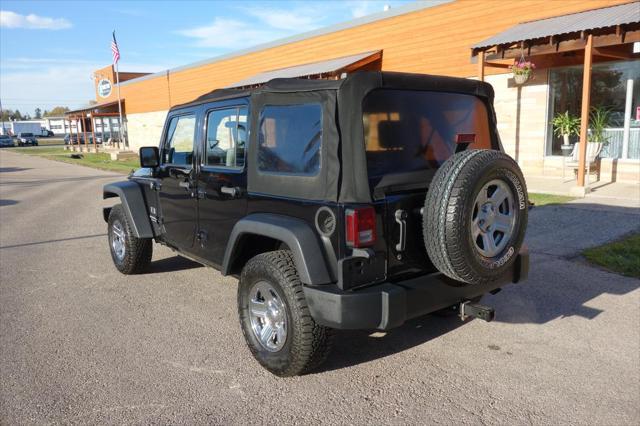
left=362, top=89, right=494, bottom=280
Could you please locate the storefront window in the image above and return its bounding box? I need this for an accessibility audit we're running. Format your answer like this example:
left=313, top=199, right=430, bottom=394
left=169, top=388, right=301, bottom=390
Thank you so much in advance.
left=547, top=60, right=640, bottom=159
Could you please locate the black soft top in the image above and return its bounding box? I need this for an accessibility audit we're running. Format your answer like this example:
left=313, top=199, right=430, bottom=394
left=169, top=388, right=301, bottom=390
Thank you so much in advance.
left=172, top=72, right=497, bottom=203
left=173, top=72, right=493, bottom=110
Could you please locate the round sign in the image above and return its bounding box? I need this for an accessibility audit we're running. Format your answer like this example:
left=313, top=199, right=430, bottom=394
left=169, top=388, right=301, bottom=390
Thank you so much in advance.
left=97, top=78, right=112, bottom=98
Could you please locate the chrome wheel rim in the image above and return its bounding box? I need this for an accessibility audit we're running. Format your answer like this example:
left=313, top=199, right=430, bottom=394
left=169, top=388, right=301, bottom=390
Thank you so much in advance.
left=111, top=220, right=126, bottom=261
left=471, top=179, right=517, bottom=258
left=248, top=281, right=287, bottom=352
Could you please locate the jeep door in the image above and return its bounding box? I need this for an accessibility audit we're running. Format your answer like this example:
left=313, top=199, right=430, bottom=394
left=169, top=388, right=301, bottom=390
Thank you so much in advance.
left=157, top=109, right=200, bottom=252
left=195, top=101, right=249, bottom=264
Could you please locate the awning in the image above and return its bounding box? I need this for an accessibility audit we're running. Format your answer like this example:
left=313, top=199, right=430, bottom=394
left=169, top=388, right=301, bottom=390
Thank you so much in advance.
left=65, top=100, right=122, bottom=117
left=473, top=2, right=640, bottom=50
left=227, top=50, right=381, bottom=88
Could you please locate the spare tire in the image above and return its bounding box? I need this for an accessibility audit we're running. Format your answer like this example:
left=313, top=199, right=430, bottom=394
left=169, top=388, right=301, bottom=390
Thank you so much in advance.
left=423, top=149, right=528, bottom=285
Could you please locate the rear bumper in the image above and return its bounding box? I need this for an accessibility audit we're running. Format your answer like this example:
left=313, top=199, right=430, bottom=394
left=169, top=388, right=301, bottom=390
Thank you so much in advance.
left=303, top=247, right=529, bottom=330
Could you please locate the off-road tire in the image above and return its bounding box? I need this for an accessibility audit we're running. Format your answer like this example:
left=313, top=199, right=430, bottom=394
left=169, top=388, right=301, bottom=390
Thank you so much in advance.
left=108, top=203, right=153, bottom=274
left=238, top=250, right=334, bottom=377
left=423, top=149, right=528, bottom=285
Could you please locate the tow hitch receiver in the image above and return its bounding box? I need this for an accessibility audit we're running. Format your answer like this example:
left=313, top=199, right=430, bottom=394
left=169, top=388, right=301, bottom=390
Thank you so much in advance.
left=460, top=301, right=495, bottom=322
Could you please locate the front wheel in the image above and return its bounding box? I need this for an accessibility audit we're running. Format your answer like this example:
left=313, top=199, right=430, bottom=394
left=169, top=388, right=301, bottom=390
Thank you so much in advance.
left=238, top=250, right=333, bottom=377
left=107, top=204, right=153, bottom=274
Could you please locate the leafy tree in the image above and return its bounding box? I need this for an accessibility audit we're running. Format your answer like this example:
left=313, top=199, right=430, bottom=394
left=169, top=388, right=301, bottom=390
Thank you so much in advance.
left=43, top=106, right=70, bottom=117
left=12, top=110, right=23, bottom=120
left=34, top=108, right=42, bottom=119
left=0, top=109, right=12, bottom=121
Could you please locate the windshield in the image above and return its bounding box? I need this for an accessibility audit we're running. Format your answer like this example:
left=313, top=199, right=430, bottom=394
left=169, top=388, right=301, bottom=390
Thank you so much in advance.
left=21, top=133, right=33, bottom=137
left=362, top=89, right=492, bottom=177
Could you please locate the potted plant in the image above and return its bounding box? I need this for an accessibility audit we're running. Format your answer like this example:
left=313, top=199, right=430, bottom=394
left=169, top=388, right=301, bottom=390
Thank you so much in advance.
left=589, top=106, right=611, bottom=144
left=511, top=59, right=536, bottom=84
left=552, top=111, right=580, bottom=156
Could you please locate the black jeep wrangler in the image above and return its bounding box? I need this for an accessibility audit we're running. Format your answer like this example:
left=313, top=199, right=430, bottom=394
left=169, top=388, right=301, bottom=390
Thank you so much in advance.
left=103, top=72, right=529, bottom=376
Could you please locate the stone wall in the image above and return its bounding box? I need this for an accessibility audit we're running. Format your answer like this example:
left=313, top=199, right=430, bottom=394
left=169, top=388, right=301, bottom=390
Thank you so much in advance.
left=126, top=110, right=168, bottom=152
left=486, top=70, right=549, bottom=176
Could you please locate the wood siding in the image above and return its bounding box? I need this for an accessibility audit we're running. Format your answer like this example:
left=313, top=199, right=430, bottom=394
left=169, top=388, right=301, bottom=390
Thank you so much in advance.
left=100, top=0, right=631, bottom=114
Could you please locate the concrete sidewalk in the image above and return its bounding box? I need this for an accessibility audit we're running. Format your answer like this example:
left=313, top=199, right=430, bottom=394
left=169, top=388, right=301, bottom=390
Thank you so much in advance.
left=526, top=174, right=640, bottom=209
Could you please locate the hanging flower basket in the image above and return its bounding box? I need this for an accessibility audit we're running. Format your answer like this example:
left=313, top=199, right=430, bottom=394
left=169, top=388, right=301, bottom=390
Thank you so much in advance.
left=512, top=58, right=536, bottom=85
left=514, top=73, right=530, bottom=85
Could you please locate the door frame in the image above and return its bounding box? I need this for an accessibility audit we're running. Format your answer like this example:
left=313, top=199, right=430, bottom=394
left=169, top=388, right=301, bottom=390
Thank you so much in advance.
left=194, top=97, right=250, bottom=264
left=156, top=106, right=202, bottom=251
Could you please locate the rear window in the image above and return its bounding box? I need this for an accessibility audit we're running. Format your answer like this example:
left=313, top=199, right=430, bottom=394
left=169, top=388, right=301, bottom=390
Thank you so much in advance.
left=362, top=89, right=492, bottom=177
left=258, top=104, right=322, bottom=176
left=21, top=133, right=33, bottom=137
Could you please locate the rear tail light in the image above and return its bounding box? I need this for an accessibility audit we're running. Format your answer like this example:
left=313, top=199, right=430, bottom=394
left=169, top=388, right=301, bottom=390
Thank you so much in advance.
left=345, top=207, right=377, bottom=248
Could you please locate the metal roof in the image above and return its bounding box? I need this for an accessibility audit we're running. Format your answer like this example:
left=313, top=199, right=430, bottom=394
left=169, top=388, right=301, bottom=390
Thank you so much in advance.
left=472, top=1, right=640, bottom=49
left=65, top=100, right=121, bottom=115
left=226, top=51, right=381, bottom=88
left=120, top=0, right=452, bottom=87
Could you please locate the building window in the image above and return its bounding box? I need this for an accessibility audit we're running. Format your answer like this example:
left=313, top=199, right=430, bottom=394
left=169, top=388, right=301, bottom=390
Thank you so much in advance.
left=547, top=60, right=640, bottom=159
left=258, top=104, right=322, bottom=175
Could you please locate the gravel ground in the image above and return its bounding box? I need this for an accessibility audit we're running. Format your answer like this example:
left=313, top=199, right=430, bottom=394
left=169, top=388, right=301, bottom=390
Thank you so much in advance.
left=1, top=150, right=639, bottom=425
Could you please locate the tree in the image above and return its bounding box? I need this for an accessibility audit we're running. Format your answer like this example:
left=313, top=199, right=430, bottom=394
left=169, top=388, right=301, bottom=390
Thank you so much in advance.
left=12, top=110, right=23, bottom=121
left=34, top=108, right=42, bottom=119
left=43, top=106, right=70, bottom=117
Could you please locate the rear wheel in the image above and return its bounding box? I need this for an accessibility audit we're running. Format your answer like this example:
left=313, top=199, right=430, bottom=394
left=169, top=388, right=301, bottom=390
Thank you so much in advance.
left=238, top=250, right=333, bottom=377
left=108, top=204, right=153, bottom=274
left=423, top=150, right=528, bottom=285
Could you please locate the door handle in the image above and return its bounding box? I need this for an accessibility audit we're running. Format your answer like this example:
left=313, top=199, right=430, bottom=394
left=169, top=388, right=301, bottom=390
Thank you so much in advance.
left=220, top=186, right=239, bottom=197
left=395, top=209, right=407, bottom=252
left=169, top=167, right=189, bottom=179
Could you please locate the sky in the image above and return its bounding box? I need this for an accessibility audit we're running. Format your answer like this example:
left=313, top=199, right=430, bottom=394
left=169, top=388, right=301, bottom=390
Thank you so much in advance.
left=0, top=0, right=418, bottom=114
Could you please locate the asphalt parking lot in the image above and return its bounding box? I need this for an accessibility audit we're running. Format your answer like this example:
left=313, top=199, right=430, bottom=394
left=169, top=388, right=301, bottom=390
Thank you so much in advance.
left=1, top=150, right=639, bottom=424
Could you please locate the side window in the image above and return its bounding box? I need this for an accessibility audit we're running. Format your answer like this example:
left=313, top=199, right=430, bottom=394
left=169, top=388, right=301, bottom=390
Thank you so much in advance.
left=205, top=106, right=247, bottom=168
left=162, top=114, right=196, bottom=165
left=258, top=104, right=322, bottom=176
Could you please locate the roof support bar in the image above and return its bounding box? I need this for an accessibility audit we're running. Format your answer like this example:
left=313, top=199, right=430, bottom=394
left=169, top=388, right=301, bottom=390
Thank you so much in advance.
left=576, top=34, right=593, bottom=188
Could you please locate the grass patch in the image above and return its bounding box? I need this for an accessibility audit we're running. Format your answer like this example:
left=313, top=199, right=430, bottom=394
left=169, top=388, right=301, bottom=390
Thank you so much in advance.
left=583, top=233, right=640, bottom=278
left=528, top=192, right=576, bottom=207
left=37, top=138, right=65, bottom=146
left=8, top=146, right=138, bottom=174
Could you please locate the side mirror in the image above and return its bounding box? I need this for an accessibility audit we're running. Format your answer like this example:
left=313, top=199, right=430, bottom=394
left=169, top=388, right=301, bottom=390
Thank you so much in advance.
left=139, top=146, right=159, bottom=168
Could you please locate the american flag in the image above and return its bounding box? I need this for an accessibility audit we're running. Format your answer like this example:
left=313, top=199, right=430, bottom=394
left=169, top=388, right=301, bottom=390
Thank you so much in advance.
left=111, top=31, right=120, bottom=64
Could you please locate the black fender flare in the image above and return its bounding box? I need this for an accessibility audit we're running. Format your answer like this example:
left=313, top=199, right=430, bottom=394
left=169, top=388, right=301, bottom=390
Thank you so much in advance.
left=222, top=213, right=332, bottom=285
left=103, top=181, right=154, bottom=238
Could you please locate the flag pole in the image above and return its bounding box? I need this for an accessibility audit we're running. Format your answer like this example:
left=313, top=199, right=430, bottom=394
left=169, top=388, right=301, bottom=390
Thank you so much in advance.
left=113, top=31, right=126, bottom=149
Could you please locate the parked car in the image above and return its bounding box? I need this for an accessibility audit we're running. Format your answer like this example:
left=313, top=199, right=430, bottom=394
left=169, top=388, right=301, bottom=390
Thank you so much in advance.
left=0, top=134, right=14, bottom=147
left=17, top=132, right=38, bottom=146
left=103, top=71, right=530, bottom=377
left=64, top=134, right=98, bottom=144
